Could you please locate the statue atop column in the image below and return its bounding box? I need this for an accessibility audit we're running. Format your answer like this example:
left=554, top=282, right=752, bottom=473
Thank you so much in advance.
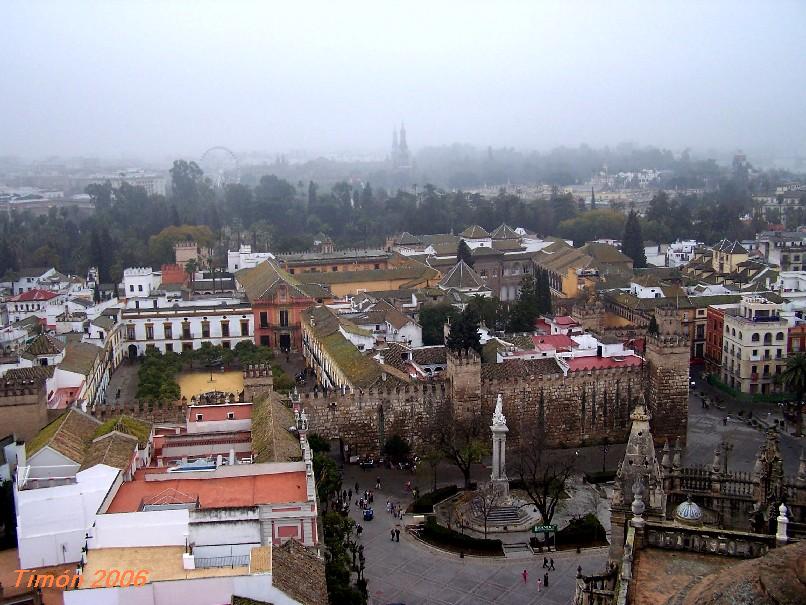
left=492, top=393, right=507, bottom=427
left=490, top=393, right=509, bottom=498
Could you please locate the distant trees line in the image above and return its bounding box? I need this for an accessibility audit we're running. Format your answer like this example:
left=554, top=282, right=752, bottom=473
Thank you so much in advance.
left=0, top=156, right=789, bottom=283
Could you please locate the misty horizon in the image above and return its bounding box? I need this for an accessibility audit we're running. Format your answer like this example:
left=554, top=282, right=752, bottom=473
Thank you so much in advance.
left=2, top=1, right=806, bottom=161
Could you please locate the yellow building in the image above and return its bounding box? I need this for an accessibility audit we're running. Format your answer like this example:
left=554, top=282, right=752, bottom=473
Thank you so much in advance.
left=534, top=242, right=595, bottom=298
left=296, top=259, right=439, bottom=297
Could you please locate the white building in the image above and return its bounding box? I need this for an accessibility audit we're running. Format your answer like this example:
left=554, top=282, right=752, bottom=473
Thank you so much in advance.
left=666, top=240, right=701, bottom=268
left=775, top=271, right=806, bottom=300
left=72, top=171, right=167, bottom=197
left=122, top=299, right=254, bottom=358
left=227, top=245, right=275, bottom=273
left=122, top=267, right=163, bottom=298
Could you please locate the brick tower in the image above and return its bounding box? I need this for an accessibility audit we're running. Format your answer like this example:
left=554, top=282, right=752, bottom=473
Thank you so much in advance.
left=243, top=363, right=274, bottom=401
left=446, top=349, right=481, bottom=417
left=645, top=307, right=690, bottom=443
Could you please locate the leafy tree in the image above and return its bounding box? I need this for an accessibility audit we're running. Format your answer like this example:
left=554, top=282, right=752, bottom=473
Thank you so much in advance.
left=466, top=295, right=507, bottom=331
left=313, top=453, right=342, bottom=512
left=426, top=401, right=488, bottom=489
left=322, top=512, right=366, bottom=605
left=507, top=274, right=541, bottom=332
left=622, top=210, right=647, bottom=268
left=419, top=303, right=457, bottom=346
left=647, top=315, right=660, bottom=336
left=307, top=433, right=331, bottom=454
left=781, top=352, right=806, bottom=437
left=515, top=421, right=576, bottom=525
left=382, top=434, right=411, bottom=463
left=457, top=239, right=474, bottom=267
left=446, top=306, right=482, bottom=353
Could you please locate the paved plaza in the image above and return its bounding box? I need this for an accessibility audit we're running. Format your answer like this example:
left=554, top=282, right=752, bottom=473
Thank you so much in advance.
left=342, top=464, right=608, bottom=605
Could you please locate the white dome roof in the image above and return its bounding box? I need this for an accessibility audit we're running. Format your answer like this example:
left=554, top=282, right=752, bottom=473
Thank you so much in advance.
left=674, top=497, right=703, bottom=525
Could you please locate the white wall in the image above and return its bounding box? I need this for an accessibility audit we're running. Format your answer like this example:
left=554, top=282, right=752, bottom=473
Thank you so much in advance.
left=90, top=509, right=190, bottom=549
left=63, top=574, right=302, bottom=605
left=26, top=446, right=80, bottom=480
left=16, top=465, right=120, bottom=568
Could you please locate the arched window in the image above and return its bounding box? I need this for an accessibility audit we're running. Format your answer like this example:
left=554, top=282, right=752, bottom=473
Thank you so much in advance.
left=752, top=333, right=760, bottom=342
left=739, top=332, right=743, bottom=340
left=776, top=332, right=785, bottom=341
left=732, top=328, right=736, bottom=337
left=764, top=333, right=772, bottom=345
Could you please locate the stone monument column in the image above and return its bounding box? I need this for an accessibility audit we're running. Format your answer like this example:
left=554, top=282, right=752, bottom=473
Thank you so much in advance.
left=490, top=393, right=509, bottom=498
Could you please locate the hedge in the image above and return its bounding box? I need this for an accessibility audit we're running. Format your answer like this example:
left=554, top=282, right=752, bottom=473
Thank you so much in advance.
left=420, top=517, right=503, bottom=556
left=411, top=485, right=458, bottom=513
left=583, top=470, right=616, bottom=484
left=557, top=514, right=607, bottom=548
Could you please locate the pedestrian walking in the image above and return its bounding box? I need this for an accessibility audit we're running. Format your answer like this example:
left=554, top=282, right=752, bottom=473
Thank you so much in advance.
left=395, top=528, right=400, bottom=542
left=348, top=489, right=353, bottom=500
left=544, top=573, right=549, bottom=588
left=376, top=476, right=381, bottom=489
left=355, top=481, right=359, bottom=493
left=357, top=525, right=363, bottom=537
left=543, top=556, right=548, bottom=568
left=537, top=578, right=542, bottom=592
left=390, top=528, right=395, bottom=541
left=522, top=569, right=528, bottom=584
left=549, top=558, right=555, bottom=571
left=369, top=491, right=374, bottom=504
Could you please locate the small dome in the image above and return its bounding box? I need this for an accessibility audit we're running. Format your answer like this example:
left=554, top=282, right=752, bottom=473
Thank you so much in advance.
left=674, top=497, right=703, bottom=526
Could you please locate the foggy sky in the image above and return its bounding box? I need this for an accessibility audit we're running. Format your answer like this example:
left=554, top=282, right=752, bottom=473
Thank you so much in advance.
left=2, top=0, right=806, bottom=160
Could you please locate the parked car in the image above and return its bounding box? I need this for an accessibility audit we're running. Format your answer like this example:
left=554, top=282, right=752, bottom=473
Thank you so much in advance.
left=359, top=457, right=376, bottom=469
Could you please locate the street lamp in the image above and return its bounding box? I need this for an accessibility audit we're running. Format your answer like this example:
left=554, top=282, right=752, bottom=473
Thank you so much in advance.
left=601, top=439, right=610, bottom=473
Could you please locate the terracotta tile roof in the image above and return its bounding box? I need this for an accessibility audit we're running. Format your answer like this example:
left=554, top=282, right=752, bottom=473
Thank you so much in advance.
left=271, top=539, right=328, bottom=605
left=439, top=260, right=486, bottom=290
left=481, top=358, right=562, bottom=380
left=302, top=305, right=384, bottom=389
left=23, top=333, right=64, bottom=356
left=93, top=415, right=152, bottom=447
left=296, top=263, right=438, bottom=287
left=80, top=431, right=138, bottom=471
left=411, top=345, right=447, bottom=365
left=59, top=342, right=101, bottom=376
left=491, top=224, right=520, bottom=240
left=11, top=288, right=58, bottom=302
left=251, top=393, right=302, bottom=464
left=91, top=316, right=115, bottom=331
left=580, top=242, right=634, bottom=265
left=491, top=239, right=524, bottom=251
left=396, top=231, right=423, bottom=246
left=26, top=408, right=102, bottom=462
left=2, top=365, right=54, bottom=386
left=566, top=355, right=643, bottom=372
left=460, top=225, right=490, bottom=239
left=236, top=260, right=321, bottom=302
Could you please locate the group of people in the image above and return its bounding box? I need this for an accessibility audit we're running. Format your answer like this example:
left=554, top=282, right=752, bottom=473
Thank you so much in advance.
left=522, top=557, right=556, bottom=592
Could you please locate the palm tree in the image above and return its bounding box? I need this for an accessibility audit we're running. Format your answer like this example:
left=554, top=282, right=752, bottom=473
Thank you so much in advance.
left=781, top=352, right=806, bottom=437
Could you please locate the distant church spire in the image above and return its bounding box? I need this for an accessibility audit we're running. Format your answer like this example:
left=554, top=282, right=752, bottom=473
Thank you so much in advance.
left=390, top=121, right=411, bottom=170
left=399, top=121, right=408, bottom=154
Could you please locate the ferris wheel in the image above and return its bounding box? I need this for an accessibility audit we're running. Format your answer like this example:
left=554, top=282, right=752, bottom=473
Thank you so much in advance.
left=200, top=146, right=240, bottom=187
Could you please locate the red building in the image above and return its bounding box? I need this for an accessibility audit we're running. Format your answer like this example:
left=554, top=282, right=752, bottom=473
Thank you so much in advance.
left=788, top=321, right=806, bottom=355
left=235, top=260, right=331, bottom=351
left=705, top=304, right=739, bottom=375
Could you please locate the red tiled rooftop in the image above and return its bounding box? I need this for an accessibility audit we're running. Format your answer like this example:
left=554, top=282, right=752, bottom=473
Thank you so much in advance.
left=567, top=355, right=643, bottom=372
left=106, top=471, right=308, bottom=513
left=532, top=334, right=576, bottom=351
left=12, top=289, right=58, bottom=302
left=552, top=315, right=577, bottom=326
